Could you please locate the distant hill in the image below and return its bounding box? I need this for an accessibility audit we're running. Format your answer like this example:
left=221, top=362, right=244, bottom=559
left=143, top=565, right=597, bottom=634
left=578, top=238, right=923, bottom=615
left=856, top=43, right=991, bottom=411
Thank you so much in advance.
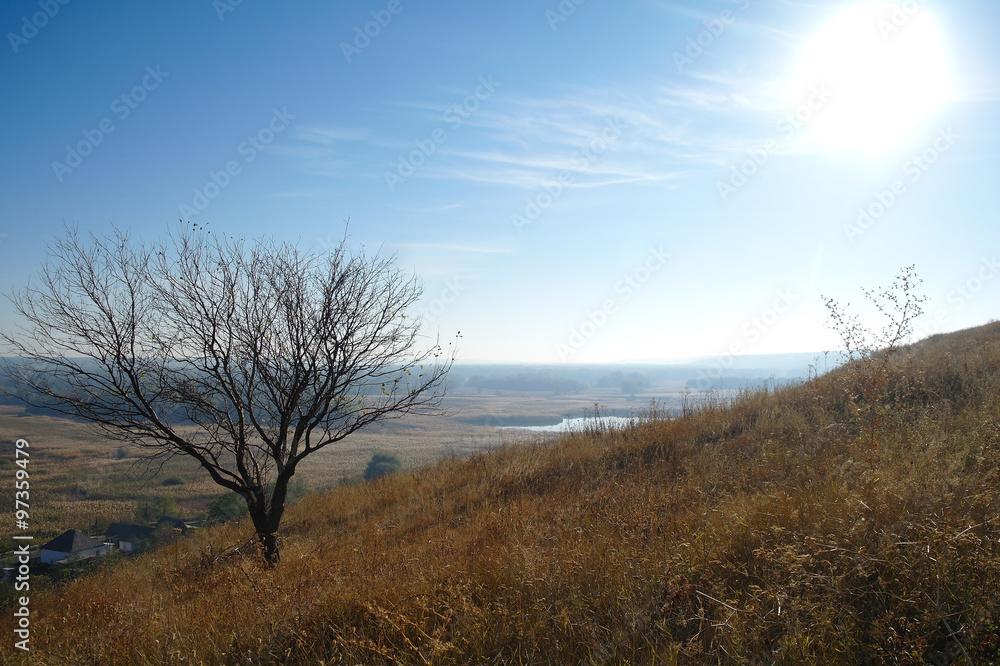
left=674, top=351, right=847, bottom=374
left=448, top=352, right=839, bottom=396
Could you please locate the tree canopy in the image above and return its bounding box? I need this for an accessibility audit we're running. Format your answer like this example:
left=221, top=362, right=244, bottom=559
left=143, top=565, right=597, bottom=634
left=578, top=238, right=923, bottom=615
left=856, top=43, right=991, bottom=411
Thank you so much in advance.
left=1, top=225, right=453, bottom=562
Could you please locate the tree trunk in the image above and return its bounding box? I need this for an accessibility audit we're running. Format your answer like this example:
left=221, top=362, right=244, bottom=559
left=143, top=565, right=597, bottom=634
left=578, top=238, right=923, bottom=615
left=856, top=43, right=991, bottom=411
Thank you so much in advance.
left=249, top=475, right=291, bottom=565
left=258, top=531, right=280, bottom=565
left=248, top=498, right=282, bottom=565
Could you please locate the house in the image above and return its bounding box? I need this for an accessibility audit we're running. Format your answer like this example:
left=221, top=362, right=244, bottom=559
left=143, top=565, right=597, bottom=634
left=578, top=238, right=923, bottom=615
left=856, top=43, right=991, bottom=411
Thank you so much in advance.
left=156, top=515, right=189, bottom=532
left=40, top=529, right=110, bottom=564
left=104, top=522, right=155, bottom=553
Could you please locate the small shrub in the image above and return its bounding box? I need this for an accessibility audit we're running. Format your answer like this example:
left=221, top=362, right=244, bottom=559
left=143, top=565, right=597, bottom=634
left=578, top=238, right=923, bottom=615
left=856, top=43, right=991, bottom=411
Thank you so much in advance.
left=206, top=492, right=248, bottom=524
left=161, top=476, right=184, bottom=486
left=823, top=264, right=926, bottom=449
left=134, top=496, right=177, bottom=524
left=364, top=452, right=402, bottom=481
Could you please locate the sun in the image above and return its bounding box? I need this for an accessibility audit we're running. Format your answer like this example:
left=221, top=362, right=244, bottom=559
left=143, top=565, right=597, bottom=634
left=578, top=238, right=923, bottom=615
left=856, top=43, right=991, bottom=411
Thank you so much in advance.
left=784, top=2, right=952, bottom=155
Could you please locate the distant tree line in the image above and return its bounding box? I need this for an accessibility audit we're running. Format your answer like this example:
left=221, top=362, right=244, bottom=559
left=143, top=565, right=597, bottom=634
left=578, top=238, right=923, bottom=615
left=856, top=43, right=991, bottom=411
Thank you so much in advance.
left=465, top=373, right=587, bottom=395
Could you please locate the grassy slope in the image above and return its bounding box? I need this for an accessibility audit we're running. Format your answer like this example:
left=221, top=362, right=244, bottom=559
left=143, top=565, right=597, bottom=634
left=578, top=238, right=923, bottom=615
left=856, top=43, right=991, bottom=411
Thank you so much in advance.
left=0, top=408, right=520, bottom=548
left=5, top=322, right=1000, bottom=664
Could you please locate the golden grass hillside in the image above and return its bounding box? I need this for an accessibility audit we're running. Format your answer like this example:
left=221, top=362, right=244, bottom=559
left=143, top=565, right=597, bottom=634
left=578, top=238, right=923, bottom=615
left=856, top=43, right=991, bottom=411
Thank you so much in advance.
left=5, top=321, right=1000, bottom=664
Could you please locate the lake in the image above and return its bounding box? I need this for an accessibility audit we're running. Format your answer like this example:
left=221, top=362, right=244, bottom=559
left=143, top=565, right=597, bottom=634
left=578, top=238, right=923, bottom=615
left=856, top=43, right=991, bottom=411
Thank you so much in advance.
left=500, top=415, right=637, bottom=432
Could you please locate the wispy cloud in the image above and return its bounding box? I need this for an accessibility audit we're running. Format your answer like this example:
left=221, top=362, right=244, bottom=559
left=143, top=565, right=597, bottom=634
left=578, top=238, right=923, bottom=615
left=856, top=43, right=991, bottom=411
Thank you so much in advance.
left=281, top=74, right=793, bottom=187
left=295, top=125, right=373, bottom=144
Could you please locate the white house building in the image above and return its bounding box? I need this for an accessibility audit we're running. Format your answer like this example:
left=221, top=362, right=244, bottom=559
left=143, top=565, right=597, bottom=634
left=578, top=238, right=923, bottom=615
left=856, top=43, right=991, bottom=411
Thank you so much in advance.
left=40, top=529, right=110, bottom=564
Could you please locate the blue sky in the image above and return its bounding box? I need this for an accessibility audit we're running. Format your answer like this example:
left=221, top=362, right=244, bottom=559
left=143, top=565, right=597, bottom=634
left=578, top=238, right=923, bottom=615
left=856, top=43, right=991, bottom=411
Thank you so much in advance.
left=1, top=0, right=997, bottom=363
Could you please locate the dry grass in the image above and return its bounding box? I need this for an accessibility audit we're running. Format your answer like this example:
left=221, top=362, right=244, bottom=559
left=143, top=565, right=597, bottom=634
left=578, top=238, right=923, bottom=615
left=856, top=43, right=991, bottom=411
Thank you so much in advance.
left=4, top=322, right=1000, bottom=664
left=0, top=387, right=646, bottom=545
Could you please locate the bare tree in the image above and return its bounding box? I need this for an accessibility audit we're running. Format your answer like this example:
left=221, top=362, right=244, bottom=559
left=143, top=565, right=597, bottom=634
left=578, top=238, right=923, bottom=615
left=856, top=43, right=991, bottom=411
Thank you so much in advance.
left=1, top=225, right=453, bottom=563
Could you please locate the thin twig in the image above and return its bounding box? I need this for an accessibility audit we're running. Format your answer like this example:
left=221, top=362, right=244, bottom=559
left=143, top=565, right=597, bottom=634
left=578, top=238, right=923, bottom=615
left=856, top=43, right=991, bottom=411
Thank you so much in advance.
left=948, top=515, right=1000, bottom=542
left=695, top=590, right=747, bottom=614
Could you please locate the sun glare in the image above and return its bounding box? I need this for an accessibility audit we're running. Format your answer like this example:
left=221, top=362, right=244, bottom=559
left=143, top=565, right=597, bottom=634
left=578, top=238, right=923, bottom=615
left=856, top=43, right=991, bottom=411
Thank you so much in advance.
left=785, top=2, right=952, bottom=155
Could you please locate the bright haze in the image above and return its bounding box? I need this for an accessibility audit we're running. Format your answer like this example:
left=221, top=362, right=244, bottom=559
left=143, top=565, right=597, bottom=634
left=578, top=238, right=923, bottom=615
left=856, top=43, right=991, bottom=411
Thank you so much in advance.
left=1, top=1, right=997, bottom=363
